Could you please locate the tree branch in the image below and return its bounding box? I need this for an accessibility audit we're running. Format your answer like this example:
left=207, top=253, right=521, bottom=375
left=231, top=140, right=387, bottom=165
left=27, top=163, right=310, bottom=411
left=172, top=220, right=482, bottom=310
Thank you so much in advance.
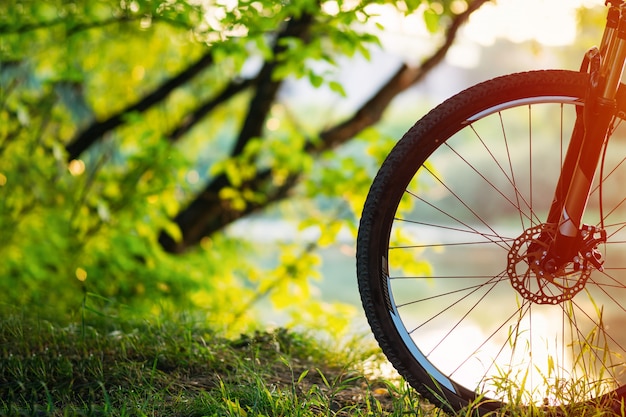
left=314, top=0, right=491, bottom=152
left=65, top=51, right=214, bottom=161
left=159, top=12, right=315, bottom=253
left=2, top=10, right=198, bottom=35
left=230, top=12, right=314, bottom=157
left=158, top=167, right=297, bottom=253
left=0, top=16, right=138, bottom=35
left=167, top=77, right=257, bottom=142
left=160, top=0, right=491, bottom=253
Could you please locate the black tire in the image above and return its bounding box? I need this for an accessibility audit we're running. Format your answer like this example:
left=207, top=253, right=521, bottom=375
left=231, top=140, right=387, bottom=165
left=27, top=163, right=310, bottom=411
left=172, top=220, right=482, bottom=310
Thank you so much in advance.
left=357, top=70, right=626, bottom=414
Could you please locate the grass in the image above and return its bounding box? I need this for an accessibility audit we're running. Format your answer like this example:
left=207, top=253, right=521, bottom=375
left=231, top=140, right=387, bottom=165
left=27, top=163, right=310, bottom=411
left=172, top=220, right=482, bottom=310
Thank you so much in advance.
left=2, top=311, right=623, bottom=417
left=0, top=311, right=437, bottom=417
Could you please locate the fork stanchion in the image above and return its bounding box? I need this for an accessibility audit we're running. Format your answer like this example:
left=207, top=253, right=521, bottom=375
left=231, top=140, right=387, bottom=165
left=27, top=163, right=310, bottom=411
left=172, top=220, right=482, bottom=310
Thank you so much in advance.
left=602, top=4, right=626, bottom=99
left=599, top=3, right=620, bottom=65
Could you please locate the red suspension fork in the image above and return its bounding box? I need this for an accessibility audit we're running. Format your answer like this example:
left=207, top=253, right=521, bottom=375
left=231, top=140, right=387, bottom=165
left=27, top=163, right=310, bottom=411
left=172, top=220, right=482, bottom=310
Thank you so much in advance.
left=545, top=2, right=626, bottom=267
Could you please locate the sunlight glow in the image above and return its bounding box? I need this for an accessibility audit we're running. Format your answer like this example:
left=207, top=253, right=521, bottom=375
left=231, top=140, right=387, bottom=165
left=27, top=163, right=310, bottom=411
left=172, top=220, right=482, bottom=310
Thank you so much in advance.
left=68, top=159, right=85, bottom=176
left=364, top=0, right=604, bottom=70
left=465, top=0, right=604, bottom=47
left=186, top=169, right=200, bottom=184
left=266, top=117, right=281, bottom=131
left=75, top=267, right=87, bottom=282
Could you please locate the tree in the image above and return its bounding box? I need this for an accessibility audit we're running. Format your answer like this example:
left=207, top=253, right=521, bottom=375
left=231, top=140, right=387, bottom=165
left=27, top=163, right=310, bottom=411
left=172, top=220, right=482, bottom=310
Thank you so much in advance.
left=0, top=0, right=489, bottom=328
left=3, top=0, right=489, bottom=250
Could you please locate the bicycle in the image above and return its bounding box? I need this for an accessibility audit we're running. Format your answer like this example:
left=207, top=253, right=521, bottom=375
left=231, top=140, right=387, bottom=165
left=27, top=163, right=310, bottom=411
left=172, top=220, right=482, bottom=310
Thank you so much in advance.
left=357, top=1, right=626, bottom=414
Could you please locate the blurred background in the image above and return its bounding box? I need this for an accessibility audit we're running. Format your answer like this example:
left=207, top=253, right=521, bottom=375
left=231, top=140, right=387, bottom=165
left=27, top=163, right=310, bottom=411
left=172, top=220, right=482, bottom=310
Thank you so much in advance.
left=0, top=0, right=607, bottom=339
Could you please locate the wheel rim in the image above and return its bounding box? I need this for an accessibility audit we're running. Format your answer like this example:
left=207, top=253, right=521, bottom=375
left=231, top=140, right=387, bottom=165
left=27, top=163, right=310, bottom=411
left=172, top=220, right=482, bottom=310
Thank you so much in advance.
left=384, top=93, right=626, bottom=407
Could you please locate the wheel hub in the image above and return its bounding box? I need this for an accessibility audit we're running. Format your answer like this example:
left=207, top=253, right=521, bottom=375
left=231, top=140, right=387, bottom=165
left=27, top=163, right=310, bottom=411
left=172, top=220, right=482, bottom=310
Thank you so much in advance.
left=507, top=223, right=605, bottom=305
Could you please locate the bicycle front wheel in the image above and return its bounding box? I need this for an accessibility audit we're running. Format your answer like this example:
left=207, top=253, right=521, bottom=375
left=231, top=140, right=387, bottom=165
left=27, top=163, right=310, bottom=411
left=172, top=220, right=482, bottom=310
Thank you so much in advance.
left=357, top=70, right=626, bottom=414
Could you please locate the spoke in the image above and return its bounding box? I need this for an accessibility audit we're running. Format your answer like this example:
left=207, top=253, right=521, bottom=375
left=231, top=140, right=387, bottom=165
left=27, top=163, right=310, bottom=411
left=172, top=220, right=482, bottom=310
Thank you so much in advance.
left=587, top=273, right=626, bottom=313
left=451, top=299, right=533, bottom=381
left=565, top=298, right=626, bottom=381
left=603, top=220, right=626, bottom=241
left=587, top=274, right=626, bottom=290
left=469, top=117, right=537, bottom=227
left=442, top=142, right=536, bottom=228
left=390, top=241, right=510, bottom=249
left=423, top=273, right=507, bottom=357
left=500, top=111, right=529, bottom=231
left=599, top=196, right=626, bottom=229
left=405, top=272, right=508, bottom=333
left=590, top=149, right=626, bottom=198
left=394, top=217, right=515, bottom=242
left=395, top=275, right=509, bottom=306
left=528, top=105, right=534, bottom=227
left=404, top=188, right=512, bottom=251
left=390, top=275, right=500, bottom=279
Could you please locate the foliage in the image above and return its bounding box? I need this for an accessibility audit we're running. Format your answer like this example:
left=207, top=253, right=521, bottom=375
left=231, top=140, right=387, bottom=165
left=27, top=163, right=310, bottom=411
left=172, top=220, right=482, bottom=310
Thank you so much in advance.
left=3, top=62, right=173, bottom=311
left=0, top=0, right=486, bottom=328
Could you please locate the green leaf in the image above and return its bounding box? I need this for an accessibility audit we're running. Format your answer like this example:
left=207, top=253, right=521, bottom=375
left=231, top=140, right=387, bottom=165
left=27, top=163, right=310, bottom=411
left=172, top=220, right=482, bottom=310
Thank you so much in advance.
left=404, top=0, right=424, bottom=14
left=162, top=221, right=182, bottom=243
left=423, top=7, right=440, bottom=33
left=272, top=63, right=295, bottom=81
left=225, top=160, right=243, bottom=187
left=308, top=70, right=324, bottom=88
left=328, top=80, right=346, bottom=97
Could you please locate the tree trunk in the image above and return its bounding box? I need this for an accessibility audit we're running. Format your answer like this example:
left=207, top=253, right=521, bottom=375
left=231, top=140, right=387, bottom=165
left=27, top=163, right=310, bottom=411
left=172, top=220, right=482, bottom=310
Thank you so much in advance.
left=160, top=0, right=490, bottom=253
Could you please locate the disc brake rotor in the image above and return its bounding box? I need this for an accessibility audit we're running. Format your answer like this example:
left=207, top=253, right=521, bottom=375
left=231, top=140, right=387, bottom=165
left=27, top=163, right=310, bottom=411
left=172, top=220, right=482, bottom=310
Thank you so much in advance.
left=507, top=223, right=591, bottom=305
